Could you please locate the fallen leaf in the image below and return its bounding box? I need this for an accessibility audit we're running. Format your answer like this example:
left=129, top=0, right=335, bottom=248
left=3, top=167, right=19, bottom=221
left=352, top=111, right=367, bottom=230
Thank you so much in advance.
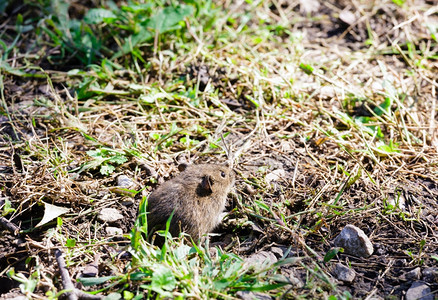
left=35, top=202, right=70, bottom=228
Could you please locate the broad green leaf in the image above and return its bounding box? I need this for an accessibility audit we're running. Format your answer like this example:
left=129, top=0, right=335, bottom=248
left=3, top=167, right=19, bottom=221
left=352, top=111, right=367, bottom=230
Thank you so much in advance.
left=84, top=8, right=117, bottom=24
left=2, top=198, right=16, bottom=216
left=108, top=155, right=128, bottom=164
left=151, top=264, right=176, bottom=292
left=148, top=5, right=193, bottom=33
left=100, top=164, right=115, bottom=175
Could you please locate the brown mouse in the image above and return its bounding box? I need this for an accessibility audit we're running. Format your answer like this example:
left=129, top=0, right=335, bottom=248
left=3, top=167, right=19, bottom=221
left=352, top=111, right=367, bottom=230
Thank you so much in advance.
left=146, top=163, right=235, bottom=242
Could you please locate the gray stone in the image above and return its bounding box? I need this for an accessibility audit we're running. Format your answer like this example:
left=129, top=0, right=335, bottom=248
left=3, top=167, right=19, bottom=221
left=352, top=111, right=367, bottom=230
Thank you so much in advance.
left=97, top=208, right=123, bottom=223
left=82, top=263, right=99, bottom=277
left=245, top=251, right=278, bottom=268
left=116, top=175, right=134, bottom=188
left=265, top=169, right=285, bottom=184
left=422, top=267, right=438, bottom=283
left=236, top=291, right=272, bottom=300
left=333, top=224, right=374, bottom=258
left=333, top=263, right=356, bottom=283
left=270, top=246, right=286, bottom=259
left=402, top=267, right=422, bottom=281
left=405, top=281, right=433, bottom=300
left=121, top=197, right=135, bottom=206
left=0, top=293, right=27, bottom=300
left=281, top=268, right=304, bottom=288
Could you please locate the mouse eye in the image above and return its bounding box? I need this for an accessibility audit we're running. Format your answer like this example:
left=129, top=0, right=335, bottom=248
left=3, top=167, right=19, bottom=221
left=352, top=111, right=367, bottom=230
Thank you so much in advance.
left=220, top=171, right=226, bottom=178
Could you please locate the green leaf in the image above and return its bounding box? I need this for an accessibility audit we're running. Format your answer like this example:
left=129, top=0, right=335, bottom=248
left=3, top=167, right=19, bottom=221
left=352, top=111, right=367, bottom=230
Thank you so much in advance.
left=104, top=293, right=122, bottom=300
left=324, top=247, right=344, bottom=262
left=78, top=276, right=117, bottom=286
left=151, top=264, right=176, bottom=292
left=87, top=149, right=104, bottom=158
left=299, top=63, right=314, bottom=75
left=129, top=271, right=149, bottom=281
left=84, top=8, right=117, bottom=24
left=147, top=5, right=193, bottom=33
left=373, top=97, right=391, bottom=116
left=123, top=290, right=134, bottom=300
left=108, top=155, right=128, bottom=165
left=100, top=164, right=115, bottom=175
left=213, top=278, right=229, bottom=290
left=66, top=239, right=76, bottom=248
left=392, top=0, right=405, bottom=6
left=2, top=198, right=16, bottom=216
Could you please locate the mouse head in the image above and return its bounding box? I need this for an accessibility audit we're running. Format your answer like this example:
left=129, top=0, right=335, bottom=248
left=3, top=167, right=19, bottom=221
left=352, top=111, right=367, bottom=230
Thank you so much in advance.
left=179, top=163, right=235, bottom=197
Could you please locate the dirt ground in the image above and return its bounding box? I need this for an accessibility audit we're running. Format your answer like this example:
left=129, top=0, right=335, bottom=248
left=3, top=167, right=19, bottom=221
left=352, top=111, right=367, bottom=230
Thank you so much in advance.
left=1, top=0, right=438, bottom=299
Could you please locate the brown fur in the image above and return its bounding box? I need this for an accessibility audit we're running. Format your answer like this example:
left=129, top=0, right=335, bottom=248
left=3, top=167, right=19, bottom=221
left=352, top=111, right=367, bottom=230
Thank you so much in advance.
left=146, top=164, right=235, bottom=241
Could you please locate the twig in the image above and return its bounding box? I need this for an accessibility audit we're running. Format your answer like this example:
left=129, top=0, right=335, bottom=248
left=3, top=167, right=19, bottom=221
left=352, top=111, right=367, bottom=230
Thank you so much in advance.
left=55, top=249, right=103, bottom=300
left=0, top=217, right=20, bottom=236
left=55, top=249, right=78, bottom=300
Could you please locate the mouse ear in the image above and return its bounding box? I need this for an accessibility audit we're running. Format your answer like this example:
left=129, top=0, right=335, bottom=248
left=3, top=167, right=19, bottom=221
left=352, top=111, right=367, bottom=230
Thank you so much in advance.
left=201, top=175, right=214, bottom=193
left=178, top=163, right=188, bottom=172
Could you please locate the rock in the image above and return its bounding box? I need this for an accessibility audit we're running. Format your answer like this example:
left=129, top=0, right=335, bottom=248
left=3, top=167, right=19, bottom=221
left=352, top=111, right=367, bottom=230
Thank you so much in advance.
left=402, top=267, right=421, bottom=281
left=265, top=169, right=285, bottom=184
left=245, top=251, right=277, bottom=268
left=82, top=263, right=99, bottom=277
left=339, top=10, right=357, bottom=25
left=97, top=208, right=124, bottom=223
left=299, top=0, right=320, bottom=14
left=281, top=268, right=304, bottom=288
left=121, top=197, right=135, bottom=206
left=422, top=267, right=438, bottom=283
left=270, top=246, right=286, bottom=259
left=105, top=226, right=123, bottom=236
left=116, top=175, right=134, bottom=188
left=405, top=281, right=433, bottom=300
left=236, top=291, right=272, bottom=300
left=0, top=292, right=27, bottom=300
left=333, top=224, right=374, bottom=258
left=333, top=263, right=356, bottom=283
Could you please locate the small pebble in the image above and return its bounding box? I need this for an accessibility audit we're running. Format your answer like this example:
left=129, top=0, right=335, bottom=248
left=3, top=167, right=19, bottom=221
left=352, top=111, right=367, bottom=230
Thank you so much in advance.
left=339, top=10, right=357, bottom=25
left=333, top=224, right=374, bottom=258
left=422, top=267, right=438, bottom=283
left=402, top=267, right=422, bottom=281
left=105, top=226, right=123, bottom=236
left=82, top=263, right=99, bottom=277
left=98, top=208, right=124, bottom=223
left=270, top=246, right=286, bottom=259
left=405, top=281, right=433, bottom=300
left=245, top=251, right=277, bottom=269
left=121, top=197, right=135, bottom=207
left=116, top=175, right=134, bottom=188
left=281, top=268, right=304, bottom=288
left=236, top=291, right=272, bottom=300
left=333, top=263, right=356, bottom=283
left=265, top=169, right=285, bottom=184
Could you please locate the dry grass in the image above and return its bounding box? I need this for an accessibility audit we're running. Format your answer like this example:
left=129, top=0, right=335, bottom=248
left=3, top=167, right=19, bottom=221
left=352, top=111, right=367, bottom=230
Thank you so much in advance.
left=1, top=0, right=437, bottom=298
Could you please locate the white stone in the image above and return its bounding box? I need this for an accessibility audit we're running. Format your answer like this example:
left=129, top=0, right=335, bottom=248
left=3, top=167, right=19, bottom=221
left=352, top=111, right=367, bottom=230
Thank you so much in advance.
left=105, top=226, right=123, bottom=236
left=98, top=208, right=124, bottom=223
